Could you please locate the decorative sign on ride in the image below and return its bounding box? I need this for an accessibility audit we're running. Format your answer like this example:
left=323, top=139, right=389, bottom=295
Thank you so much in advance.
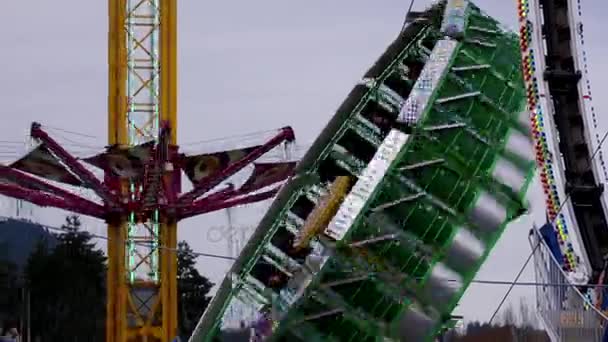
left=325, top=130, right=409, bottom=240
left=441, top=0, right=469, bottom=37
left=397, top=39, right=457, bottom=125
left=11, top=145, right=82, bottom=186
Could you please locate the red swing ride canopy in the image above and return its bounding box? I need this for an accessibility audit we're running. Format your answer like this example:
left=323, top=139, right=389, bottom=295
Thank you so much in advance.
left=0, top=122, right=297, bottom=222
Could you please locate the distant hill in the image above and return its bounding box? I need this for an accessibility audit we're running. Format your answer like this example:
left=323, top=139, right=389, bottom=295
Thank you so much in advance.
left=0, top=217, right=57, bottom=271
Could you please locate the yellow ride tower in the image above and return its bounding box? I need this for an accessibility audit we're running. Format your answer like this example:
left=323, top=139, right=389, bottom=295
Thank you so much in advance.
left=107, top=1, right=177, bottom=340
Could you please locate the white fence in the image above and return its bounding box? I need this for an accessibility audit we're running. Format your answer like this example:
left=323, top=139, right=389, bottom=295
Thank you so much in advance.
left=530, top=229, right=608, bottom=341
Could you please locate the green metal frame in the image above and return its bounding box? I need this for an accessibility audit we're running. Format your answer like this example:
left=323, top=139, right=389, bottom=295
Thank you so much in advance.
left=190, top=1, right=534, bottom=341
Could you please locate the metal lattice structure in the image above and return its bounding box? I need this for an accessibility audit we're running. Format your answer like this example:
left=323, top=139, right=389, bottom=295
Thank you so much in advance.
left=0, top=0, right=296, bottom=341
left=517, top=0, right=608, bottom=280
left=531, top=227, right=608, bottom=341
left=106, top=1, right=177, bottom=339
left=517, top=0, right=608, bottom=339
left=123, top=0, right=163, bottom=285
left=191, top=1, right=535, bottom=341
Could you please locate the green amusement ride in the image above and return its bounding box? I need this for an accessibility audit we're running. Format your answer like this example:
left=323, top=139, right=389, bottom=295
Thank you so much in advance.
left=191, top=0, right=535, bottom=340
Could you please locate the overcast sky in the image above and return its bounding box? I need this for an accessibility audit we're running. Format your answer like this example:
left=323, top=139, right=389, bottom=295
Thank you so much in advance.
left=1, top=0, right=607, bottom=326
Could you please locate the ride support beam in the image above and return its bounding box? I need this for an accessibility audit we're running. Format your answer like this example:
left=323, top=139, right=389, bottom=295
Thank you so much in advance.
left=179, top=187, right=280, bottom=220
left=141, top=126, right=171, bottom=209
left=106, top=0, right=180, bottom=339
left=178, top=127, right=295, bottom=204
left=180, top=184, right=236, bottom=207
left=106, top=0, right=128, bottom=339
left=0, top=165, right=106, bottom=213
left=0, top=183, right=105, bottom=218
left=158, top=0, right=179, bottom=339
left=539, top=0, right=608, bottom=275
left=29, top=123, right=118, bottom=205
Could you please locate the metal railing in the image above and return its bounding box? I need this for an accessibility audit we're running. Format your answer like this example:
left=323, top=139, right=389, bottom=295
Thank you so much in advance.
left=530, top=229, right=608, bottom=341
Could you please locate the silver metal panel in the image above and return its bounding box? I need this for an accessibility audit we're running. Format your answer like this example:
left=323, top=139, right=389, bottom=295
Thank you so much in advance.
left=395, top=305, right=437, bottom=341
left=518, top=110, right=532, bottom=131
left=445, top=227, right=486, bottom=273
left=504, top=129, right=534, bottom=163
left=397, top=39, right=458, bottom=125
left=424, top=262, right=463, bottom=309
left=325, top=130, right=409, bottom=240
left=468, top=191, right=508, bottom=232
left=492, top=157, right=528, bottom=194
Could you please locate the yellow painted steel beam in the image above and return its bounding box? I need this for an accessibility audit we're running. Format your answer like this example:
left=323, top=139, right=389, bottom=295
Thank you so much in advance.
left=107, top=0, right=179, bottom=340
left=107, top=0, right=129, bottom=341
left=108, top=0, right=127, bottom=146
left=160, top=221, right=179, bottom=341
left=160, top=0, right=177, bottom=144
left=105, top=200, right=129, bottom=341
left=159, top=0, right=179, bottom=340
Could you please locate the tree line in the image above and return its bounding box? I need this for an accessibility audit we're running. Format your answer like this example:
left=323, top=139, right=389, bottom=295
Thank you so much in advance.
left=0, top=215, right=213, bottom=341
left=440, top=300, right=550, bottom=341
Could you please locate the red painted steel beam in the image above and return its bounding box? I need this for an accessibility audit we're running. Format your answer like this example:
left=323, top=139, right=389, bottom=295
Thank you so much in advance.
left=0, top=165, right=104, bottom=211
left=177, top=127, right=295, bottom=204
left=171, top=184, right=235, bottom=211
left=164, top=145, right=182, bottom=207
left=197, top=183, right=236, bottom=203
left=29, top=122, right=118, bottom=205
left=0, top=183, right=105, bottom=219
left=179, top=187, right=280, bottom=220
left=189, top=181, right=285, bottom=209
left=141, top=123, right=171, bottom=207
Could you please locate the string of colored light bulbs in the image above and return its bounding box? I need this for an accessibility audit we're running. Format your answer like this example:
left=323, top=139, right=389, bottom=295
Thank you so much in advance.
left=573, top=0, right=608, bottom=182
left=517, top=0, right=578, bottom=272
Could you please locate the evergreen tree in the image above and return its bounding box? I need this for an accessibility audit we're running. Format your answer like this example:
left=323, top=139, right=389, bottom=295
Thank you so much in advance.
left=177, top=240, right=214, bottom=339
left=25, top=215, right=106, bottom=341
left=0, top=253, right=19, bottom=325
left=23, top=218, right=213, bottom=340
left=23, top=240, right=49, bottom=339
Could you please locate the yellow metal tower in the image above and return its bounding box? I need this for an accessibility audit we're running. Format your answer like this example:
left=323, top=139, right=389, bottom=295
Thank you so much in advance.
left=1, top=2, right=294, bottom=340
left=107, top=1, right=177, bottom=340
